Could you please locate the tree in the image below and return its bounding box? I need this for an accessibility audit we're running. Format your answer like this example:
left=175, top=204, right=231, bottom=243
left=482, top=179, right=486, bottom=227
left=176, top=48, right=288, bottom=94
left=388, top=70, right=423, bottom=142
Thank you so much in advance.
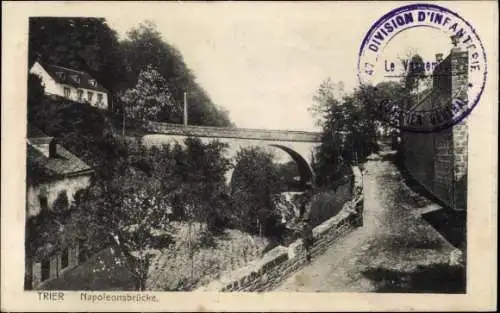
left=28, top=17, right=127, bottom=94
left=120, top=21, right=233, bottom=126
left=27, top=73, right=45, bottom=107
left=276, top=161, right=301, bottom=191
left=311, top=79, right=379, bottom=186
left=231, top=147, right=283, bottom=237
left=119, top=65, right=178, bottom=122
left=310, top=80, right=348, bottom=186
left=308, top=78, right=345, bottom=127
left=172, top=138, right=232, bottom=231
left=74, top=167, right=173, bottom=291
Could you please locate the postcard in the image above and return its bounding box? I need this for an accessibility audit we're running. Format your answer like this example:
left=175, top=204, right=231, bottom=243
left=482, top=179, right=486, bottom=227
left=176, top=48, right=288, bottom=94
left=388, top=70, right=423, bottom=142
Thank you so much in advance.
left=1, top=1, right=497, bottom=311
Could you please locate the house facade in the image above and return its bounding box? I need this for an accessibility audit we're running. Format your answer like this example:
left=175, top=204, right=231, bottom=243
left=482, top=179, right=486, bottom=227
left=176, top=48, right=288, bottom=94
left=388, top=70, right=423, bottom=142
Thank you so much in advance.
left=29, top=60, right=109, bottom=110
left=400, top=44, right=468, bottom=212
left=25, top=125, right=94, bottom=289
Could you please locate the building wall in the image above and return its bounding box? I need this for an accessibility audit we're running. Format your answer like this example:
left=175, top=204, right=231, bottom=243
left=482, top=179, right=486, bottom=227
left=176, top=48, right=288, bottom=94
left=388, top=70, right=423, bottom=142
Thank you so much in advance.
left=29, top=62, right=109, bottom=110
left=26, top=174, right=92, bottom=218
left=433, top=129, right=454, bottom=205
left=29, top=242, right=81, bottom=289
left=400, top=48, right=468, bottom=211
left=26, top=173, right=90, bottom=289
left=29, top=61, right=63, bottom=96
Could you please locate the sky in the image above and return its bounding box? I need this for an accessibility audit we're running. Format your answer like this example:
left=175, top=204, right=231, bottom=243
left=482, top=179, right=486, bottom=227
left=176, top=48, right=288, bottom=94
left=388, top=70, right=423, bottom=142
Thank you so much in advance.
left=104, top=2, right=472, bottom=132
left=105, top=2, right=382, bottom=132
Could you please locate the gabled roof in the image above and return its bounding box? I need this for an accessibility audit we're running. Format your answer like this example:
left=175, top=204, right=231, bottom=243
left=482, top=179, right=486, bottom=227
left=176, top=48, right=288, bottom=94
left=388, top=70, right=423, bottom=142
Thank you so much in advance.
left=35, top=61, right=108, bottom=93
left=27, top=126, right=94, bottom=184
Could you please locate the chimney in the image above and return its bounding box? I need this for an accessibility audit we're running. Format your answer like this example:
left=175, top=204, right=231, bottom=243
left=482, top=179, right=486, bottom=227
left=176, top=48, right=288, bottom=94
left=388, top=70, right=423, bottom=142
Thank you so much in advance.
left=183, top=92, right=188, bottom=126
left=49, top=139, right=57, bottom=158
left=436, top=53, right=443, bottom=63
left=450, top=34, right=463, bottom=52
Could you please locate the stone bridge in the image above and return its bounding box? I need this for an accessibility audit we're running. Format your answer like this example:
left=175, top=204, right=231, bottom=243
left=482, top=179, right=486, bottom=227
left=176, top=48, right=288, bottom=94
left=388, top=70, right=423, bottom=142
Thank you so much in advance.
left=139, top=122, right=322, bottom=187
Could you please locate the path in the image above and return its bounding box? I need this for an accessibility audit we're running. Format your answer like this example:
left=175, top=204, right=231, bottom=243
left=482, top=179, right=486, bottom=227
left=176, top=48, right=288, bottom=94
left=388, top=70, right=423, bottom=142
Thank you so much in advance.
left=274, top=148, right=465, bottom=293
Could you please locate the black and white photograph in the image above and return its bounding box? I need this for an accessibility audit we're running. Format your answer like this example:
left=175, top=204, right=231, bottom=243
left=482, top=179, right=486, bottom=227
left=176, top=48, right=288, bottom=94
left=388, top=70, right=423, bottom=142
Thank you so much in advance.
left=1, top=1, right=497, bottom=311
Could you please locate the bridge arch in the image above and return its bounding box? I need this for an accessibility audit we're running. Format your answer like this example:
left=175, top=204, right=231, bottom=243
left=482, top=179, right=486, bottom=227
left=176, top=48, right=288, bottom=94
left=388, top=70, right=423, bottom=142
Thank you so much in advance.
left=227, top=144, right=315, bottom=192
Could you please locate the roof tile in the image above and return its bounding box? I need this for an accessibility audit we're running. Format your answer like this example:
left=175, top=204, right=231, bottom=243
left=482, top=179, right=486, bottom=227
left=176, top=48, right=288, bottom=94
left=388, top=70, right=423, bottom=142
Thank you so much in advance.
left=41, top=62, right=108, bottom=93
left=27, top=127, right=93, bottom=182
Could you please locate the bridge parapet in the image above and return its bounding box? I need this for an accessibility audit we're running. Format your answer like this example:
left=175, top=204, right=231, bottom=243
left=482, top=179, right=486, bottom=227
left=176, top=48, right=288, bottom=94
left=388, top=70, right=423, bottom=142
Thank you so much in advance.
left=143, top=121, right=322, bottom=143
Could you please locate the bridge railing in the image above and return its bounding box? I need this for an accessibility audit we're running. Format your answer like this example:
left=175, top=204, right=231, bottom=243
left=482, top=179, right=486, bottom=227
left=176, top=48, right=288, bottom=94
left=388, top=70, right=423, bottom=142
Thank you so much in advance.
left=142, top=121, right=323, bottom=142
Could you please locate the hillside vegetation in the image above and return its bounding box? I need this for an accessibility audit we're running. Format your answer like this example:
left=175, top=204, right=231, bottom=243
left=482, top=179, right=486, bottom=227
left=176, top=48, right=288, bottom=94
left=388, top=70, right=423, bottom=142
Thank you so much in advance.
left=29, top=18, right=232, bottom=127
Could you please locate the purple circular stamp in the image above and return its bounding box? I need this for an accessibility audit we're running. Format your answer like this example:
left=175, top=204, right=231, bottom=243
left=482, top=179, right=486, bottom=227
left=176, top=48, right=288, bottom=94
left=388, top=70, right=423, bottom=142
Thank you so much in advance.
left=357, top=3, right=487, bottom=133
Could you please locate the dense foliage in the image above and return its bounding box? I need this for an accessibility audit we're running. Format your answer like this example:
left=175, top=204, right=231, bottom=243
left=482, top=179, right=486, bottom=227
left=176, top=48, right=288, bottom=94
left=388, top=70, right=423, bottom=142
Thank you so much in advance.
left=28, top=18, right=232, bottom=127
left=311, top=79, right=379, bottom=186
left=231, top=147, right=285, bottom=238
left=29, top=17, right=127, bottom=95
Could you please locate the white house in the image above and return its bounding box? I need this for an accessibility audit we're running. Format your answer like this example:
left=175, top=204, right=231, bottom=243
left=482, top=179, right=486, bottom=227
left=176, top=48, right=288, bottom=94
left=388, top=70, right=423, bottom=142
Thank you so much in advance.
left=29, top=60, right=109, bottom=110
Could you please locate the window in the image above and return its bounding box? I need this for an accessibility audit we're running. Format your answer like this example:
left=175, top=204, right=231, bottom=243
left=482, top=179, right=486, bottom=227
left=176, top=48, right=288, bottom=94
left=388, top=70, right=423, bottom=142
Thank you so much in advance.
left=53, top=190, right=69, bottom=213
left=78, top=241, right=87, bottom=263
left=39, top=194, right=48, bottom=212
left=97, top=93, right=103, bottom=103
left=41, top=259, right=50, bottom=281
left=77, top=89, right=83, bottom=101
left=61, top=248, right=69, bottom=269
left=87, top=91, right=94, bottom=102
left=64, top=87, right=71, bottom=98
left=56, top=72, right=66, bottom=80
left=71, top=75, right=80, bottom=84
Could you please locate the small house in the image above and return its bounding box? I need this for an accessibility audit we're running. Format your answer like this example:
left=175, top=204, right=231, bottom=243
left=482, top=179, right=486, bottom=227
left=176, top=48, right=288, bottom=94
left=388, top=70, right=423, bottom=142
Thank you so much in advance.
left=29, top=60, right=109, bottom=110
left=25, top=125, right=94, bottom=289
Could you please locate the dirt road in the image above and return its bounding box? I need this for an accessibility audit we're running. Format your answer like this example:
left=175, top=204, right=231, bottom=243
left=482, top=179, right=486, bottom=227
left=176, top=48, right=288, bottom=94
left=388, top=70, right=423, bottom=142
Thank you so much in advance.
left=274, top=149, right=465, bottom=293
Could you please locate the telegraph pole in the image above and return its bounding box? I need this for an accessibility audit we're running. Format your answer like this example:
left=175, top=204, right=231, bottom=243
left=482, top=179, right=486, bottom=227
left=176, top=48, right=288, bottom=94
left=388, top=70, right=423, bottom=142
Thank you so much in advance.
left=183, top=92, right=188, bottom=126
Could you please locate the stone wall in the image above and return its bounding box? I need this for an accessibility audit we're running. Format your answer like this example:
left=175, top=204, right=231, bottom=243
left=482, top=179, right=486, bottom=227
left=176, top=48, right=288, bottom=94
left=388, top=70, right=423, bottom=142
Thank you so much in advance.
left=194, top=167, right=363, bottom=292
left=401, top=46, right=468, bottom=211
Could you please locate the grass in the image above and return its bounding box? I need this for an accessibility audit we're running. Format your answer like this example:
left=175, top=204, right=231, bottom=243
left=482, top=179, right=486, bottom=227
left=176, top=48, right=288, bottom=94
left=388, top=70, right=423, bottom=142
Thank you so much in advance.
left=148, top=221, right=269, bottom=291
left=310, top=182, right=353, bottom=228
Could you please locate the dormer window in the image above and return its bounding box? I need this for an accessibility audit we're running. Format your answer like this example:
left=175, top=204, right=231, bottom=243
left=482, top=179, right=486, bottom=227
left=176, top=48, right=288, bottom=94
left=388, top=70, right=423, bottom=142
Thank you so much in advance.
left=71, top=75, right=80, bottom=84
left=56, top=72, right=66, bottom=80
left=89, top=79, right=97, bottom=87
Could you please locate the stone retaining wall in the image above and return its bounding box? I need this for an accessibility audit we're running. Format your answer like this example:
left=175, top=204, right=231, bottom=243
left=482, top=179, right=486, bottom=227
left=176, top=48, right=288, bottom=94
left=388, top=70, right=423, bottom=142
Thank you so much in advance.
left=195, top=166, right=364, bottom=292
